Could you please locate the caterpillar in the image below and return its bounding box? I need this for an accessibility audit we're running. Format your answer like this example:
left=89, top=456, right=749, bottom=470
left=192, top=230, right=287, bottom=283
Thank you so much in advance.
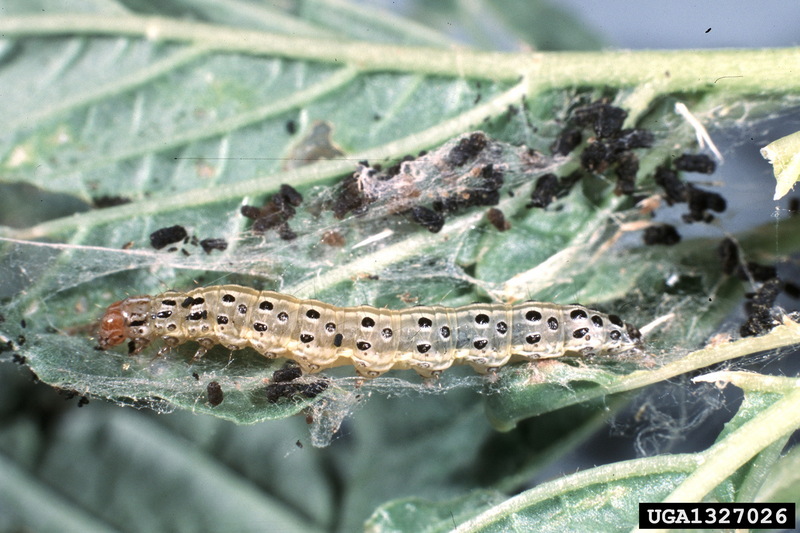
left=97, top=285, right=643, bottom=378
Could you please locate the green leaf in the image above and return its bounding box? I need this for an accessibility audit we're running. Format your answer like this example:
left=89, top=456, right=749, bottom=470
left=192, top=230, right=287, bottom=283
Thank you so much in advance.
left=368, top=455, right=700, bottom=532
left=0, top=379, right=326, bottom=532
left=2, top=3, right=800, bottom=532
left=757, top=443, right=800, bottom=507
left=2, top=2, right=800, bottom=440
left=368, top=370, right=800, bottom=531
left=365, top=490, right=505, bottom=533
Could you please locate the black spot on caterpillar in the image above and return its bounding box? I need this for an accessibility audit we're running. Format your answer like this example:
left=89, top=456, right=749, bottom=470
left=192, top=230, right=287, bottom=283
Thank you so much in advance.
left=97, top=285, right=643, bottom=379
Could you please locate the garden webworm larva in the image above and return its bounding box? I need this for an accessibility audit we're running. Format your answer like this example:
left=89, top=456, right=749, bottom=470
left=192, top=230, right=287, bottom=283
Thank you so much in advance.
left=97, top=285, right=643, bottom=378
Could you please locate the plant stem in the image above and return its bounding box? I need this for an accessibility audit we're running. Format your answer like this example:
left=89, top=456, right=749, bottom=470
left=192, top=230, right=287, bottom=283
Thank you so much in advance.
left=660, top=388, right=800, bottom=501
left=1, top=15, right=799, bottom=92
left=454, top=454, right=700, bottom=533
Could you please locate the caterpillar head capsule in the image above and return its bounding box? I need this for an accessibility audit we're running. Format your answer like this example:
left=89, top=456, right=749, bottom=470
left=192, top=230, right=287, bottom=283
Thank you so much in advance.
left=97, top=300, right=127, bottom=349
left=96, top=296, right=153, bottom=351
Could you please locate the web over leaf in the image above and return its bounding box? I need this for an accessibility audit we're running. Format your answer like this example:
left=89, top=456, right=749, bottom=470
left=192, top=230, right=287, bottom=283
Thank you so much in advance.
left=2, top=11, right=800, bottom=451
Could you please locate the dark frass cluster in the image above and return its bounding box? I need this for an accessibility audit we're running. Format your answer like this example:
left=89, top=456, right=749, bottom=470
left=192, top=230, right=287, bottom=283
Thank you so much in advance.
left=241, top=183, right=304, bottom=240
left=265, top=364, right=330, bottom=404
left=149, top=225, right=228, bottom=255
left=717, top=236, right=800, bottom=337
left=330, top=131, right=551, bottom=233
left=528, top=100, right=655, bottom=210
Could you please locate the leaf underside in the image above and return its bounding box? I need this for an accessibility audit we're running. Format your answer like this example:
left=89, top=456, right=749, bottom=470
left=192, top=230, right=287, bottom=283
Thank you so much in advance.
left=2, top=2, right=800, bottom=532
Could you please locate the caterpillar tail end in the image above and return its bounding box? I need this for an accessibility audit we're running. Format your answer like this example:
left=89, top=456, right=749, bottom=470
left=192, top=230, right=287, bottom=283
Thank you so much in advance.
left=626, top=322, right=644, bottom=346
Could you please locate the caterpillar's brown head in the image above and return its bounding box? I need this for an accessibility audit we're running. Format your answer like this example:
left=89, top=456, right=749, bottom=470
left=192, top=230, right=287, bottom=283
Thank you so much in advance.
left=97, top=300, right=127, bottom=349
left=96, top=296, right=152, bottom=351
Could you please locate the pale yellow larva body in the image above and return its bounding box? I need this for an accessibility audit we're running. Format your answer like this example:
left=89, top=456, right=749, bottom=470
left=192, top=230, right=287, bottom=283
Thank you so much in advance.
left=97, top=284, right=643, bottom=378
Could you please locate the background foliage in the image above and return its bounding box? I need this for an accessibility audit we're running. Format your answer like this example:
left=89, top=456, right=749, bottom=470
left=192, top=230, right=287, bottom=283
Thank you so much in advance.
left=1, top=1, right=800, bottom=531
